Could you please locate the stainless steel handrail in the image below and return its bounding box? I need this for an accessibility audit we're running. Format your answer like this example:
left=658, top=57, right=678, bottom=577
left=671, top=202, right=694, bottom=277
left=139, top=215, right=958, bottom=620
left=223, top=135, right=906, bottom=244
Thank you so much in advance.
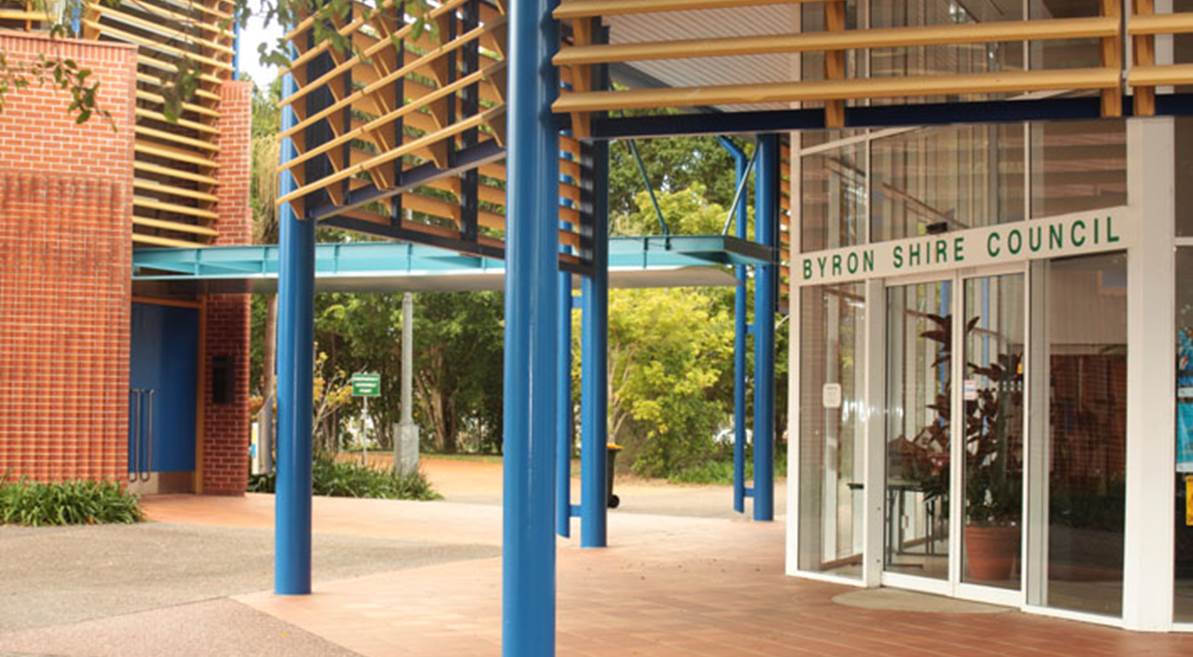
left=129, top=389, right=142, bottom=483
left=142, top=390, right=155, bottom=482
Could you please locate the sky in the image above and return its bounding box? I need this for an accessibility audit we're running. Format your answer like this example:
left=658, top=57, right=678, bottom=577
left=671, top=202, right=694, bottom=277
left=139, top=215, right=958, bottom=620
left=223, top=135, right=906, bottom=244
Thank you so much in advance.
left=237, top=2, right=284, bottom=88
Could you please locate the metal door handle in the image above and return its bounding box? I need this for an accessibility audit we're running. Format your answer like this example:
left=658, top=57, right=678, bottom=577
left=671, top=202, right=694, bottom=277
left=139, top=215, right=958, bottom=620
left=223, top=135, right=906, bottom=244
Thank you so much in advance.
left=129, top=389, right=142, bottom=483
left=142, top=390, right=155, bottom=482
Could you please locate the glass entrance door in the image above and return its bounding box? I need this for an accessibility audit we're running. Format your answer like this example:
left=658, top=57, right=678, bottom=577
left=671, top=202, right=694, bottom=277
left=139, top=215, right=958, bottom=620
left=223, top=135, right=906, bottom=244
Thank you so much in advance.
left=883, top=272, right=1026, bottom=602
left=885, top=280, right=954, bottom=583
left=959, top=274, right=1025, bottom=593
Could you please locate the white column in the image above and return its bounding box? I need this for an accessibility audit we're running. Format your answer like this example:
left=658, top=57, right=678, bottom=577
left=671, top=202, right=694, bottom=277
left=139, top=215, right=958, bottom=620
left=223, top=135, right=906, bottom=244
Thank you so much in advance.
left=786, top=129, right=803, bottom=576
left=1123, top=116, right=1177, bottom=631
left=861, top=278, right=886, bottom=587
left=784, top=2, right=803, bottom=576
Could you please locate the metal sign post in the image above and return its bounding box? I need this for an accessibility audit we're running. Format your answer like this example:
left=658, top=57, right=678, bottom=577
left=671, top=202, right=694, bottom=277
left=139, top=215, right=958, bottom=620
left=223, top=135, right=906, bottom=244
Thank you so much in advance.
left=350, top=372, right=381, bottom=466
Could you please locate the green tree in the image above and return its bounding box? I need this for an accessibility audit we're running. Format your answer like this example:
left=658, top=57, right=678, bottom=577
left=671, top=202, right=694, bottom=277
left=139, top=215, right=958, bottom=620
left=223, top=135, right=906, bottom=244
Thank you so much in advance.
left=577, top=185, right=736, bottom=476
left=600, top=287, right=732, bottom=477
left=411, top=292, right=504, bottom=453
left=315, top=293, right=403, bottom=447
left=609, top=136, right=742, bottom=218
left=612, top=182, right=736, bottom=237
left=310, top=291, right=505, bottom=454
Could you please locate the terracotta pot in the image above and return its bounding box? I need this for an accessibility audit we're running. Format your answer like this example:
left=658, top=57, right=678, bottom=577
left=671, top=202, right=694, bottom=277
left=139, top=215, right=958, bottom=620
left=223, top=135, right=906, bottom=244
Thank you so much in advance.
left=964, top=524, right=1020, bottom=582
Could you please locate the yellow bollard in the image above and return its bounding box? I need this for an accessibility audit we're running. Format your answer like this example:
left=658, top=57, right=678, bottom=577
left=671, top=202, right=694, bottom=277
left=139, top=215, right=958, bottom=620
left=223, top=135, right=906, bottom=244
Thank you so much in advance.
left=1187, top=476, right=1193, bottom=527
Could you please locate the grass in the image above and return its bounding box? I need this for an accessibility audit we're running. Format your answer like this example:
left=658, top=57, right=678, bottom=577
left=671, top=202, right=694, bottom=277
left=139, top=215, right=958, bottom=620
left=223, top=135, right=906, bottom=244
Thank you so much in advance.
left=0, top=478, right=144, bottom=526
left=248, top=455, right=442, bottom=501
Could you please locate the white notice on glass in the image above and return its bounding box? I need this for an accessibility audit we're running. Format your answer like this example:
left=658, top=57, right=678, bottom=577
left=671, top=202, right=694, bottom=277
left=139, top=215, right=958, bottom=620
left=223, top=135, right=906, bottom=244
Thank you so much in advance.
left=822, top=383, right=842, bottom=409
left=963, top=379, right=978, bottom=401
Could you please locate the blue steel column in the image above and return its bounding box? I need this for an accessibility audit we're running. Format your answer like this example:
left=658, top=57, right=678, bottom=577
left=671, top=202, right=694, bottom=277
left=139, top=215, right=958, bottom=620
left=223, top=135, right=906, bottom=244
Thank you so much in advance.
left=503, top=0, right=558, bottom=654
left=578, top=19, right=611, bottom=549
left=556, top=134, right=578, bottom=538
left=752, top=134, right=779, bottom=523
left=556, top=270, right=572, bottom=538
left=580, top=138, right=609, bottom=549
left=275, top=66, right=314, bottom=594
left=718, top=137, right=749, bottom=515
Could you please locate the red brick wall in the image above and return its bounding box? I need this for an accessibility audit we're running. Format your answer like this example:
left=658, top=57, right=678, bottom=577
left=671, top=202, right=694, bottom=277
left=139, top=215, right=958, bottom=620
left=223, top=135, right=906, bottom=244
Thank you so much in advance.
left=200, top=295, right=251, bottom=494
left=0, top=34, right=137, bottom=179
left=0, top=33, right=137, bottom=483
left=213, top=80, right=253, bottom=244
left=199, top=79, right=254, bottom=494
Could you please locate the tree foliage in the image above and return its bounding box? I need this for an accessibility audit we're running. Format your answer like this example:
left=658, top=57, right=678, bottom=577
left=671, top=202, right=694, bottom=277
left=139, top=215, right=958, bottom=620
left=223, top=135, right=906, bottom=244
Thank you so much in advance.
left=603, top=286, right=732, bottom=477
left=0, top=0, right=431, bottom=125
left=609, top=135, right=743, bottom=217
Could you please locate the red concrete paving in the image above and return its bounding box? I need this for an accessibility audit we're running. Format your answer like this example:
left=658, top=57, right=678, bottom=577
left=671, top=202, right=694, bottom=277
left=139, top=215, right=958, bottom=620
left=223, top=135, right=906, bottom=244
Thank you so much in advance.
left=343, top=454, right=786, bottom=517
left=143, top=494, right=1193, bottom=657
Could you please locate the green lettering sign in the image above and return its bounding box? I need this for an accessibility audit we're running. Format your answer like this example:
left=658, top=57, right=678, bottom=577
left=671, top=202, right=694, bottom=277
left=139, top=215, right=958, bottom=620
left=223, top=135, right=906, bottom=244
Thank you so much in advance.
left=350, top=372, right=381, bottom=397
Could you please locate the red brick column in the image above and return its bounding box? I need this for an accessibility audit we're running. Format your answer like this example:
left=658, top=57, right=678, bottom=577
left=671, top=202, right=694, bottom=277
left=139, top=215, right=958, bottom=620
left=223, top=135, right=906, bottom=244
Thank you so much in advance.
left=198, top=79, right=254, bottom=494
left=0, top=34, right=137, bottom=484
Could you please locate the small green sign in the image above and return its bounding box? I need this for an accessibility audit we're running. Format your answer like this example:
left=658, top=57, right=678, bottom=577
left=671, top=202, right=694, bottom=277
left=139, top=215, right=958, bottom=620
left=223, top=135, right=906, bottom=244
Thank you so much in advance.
left=350, top=372, right=381, bottom=397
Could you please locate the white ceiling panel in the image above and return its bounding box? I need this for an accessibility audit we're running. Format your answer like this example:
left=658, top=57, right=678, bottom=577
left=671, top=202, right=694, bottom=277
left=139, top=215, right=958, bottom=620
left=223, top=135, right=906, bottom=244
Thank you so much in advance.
left=607, top=5, right=802, bottom=110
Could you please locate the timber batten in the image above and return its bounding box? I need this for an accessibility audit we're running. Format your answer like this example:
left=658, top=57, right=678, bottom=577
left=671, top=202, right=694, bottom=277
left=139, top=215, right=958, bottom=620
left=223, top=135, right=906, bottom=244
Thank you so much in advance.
left=68, top=0, right=236, bottom=247
left=278, top=0, right=1193, bottom=274
left=278, top=0, right=590, bottom=265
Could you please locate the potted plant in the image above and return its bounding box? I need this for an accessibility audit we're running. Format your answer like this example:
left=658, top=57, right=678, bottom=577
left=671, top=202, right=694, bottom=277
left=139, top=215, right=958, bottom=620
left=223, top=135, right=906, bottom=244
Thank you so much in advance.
left=893, top=313, right=1024, bottom=581
left=962, top=348, right=1024, bottom=582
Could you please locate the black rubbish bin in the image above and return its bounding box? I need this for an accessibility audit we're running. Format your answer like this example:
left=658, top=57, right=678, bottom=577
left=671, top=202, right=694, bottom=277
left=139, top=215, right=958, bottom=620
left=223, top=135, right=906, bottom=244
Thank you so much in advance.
left=606, top=443, right=623, bottom=509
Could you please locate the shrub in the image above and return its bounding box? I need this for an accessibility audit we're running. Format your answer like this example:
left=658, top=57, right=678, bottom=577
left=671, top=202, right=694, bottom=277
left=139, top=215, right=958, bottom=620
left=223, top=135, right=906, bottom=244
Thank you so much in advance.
left=667, top=460, right=736, bottom=485
left=0, top=479, right=143, bottom=526
left=665, top=453, right=789, bottom=485
left=248, top=456, right=441, bottom=501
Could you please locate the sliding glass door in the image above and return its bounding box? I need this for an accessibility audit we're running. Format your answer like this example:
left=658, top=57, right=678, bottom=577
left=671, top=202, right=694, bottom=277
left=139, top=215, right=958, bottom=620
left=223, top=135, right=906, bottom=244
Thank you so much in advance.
left=885, top=279, right=954, bottom=583
left=884, top=271, right=1026, bottom=603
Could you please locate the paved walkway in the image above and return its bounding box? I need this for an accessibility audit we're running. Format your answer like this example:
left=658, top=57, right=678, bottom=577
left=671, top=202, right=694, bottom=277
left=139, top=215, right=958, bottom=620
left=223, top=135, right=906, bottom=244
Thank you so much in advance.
left=3, top=481, right=1192, bottom=656
left=157, top=494, right=1192, bottom=657
left=356, top=454, right=787, bottom=518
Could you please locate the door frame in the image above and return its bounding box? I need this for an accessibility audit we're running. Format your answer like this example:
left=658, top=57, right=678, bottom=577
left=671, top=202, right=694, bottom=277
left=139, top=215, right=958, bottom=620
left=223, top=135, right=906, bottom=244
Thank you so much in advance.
left=876, top=262, right=1029, bottom=608
left=130, top=295, right=205, bottom=494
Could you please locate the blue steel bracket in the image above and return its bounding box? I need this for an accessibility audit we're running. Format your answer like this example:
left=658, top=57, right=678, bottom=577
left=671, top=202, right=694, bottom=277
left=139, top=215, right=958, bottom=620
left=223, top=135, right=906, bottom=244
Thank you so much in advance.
left=131, top=236, right=774, bottom=286
left=569, top=504, right=582, bottom=518
left=624, top=138, right=669, bottom=239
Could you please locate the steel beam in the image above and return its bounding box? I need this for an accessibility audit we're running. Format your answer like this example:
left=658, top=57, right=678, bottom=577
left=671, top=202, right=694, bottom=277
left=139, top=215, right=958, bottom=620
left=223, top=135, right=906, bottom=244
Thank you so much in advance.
left=274, top=63, right=315, bottom=595
left=502, top=0, right=558, bottom=654
left=578, top=95, right=1183, bottom=140
left=752, top=134, right=778, bottom=523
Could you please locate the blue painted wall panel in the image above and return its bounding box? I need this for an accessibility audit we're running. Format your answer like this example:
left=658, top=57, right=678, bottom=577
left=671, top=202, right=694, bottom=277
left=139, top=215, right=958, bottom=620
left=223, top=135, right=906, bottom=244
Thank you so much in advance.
left=130, top=303, right=198, bottom=473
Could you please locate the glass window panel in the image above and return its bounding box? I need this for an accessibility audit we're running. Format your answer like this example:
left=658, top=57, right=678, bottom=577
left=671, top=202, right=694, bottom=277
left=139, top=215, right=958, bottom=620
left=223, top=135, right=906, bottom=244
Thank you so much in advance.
left=871, top=124, right=1025, bottom=243
left=801, top=144, right=866, bottom=252
left=870, top=0, right=1024, bottom=106
left=1030, top=120, right=1126, bottom=219
left=1176, top=248, right=1193, bottom=623
left=1177, top=0, right=1193, bottom=97
left=1029, top=0, right=1104, bottom=71
left=798, top=283, right=866, bottom=578
left=1177, top=118, right=1193, bottom=238
left=799, top=0, right=860, bottom=114
left=1028, top=253, right=1127, bottom=617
